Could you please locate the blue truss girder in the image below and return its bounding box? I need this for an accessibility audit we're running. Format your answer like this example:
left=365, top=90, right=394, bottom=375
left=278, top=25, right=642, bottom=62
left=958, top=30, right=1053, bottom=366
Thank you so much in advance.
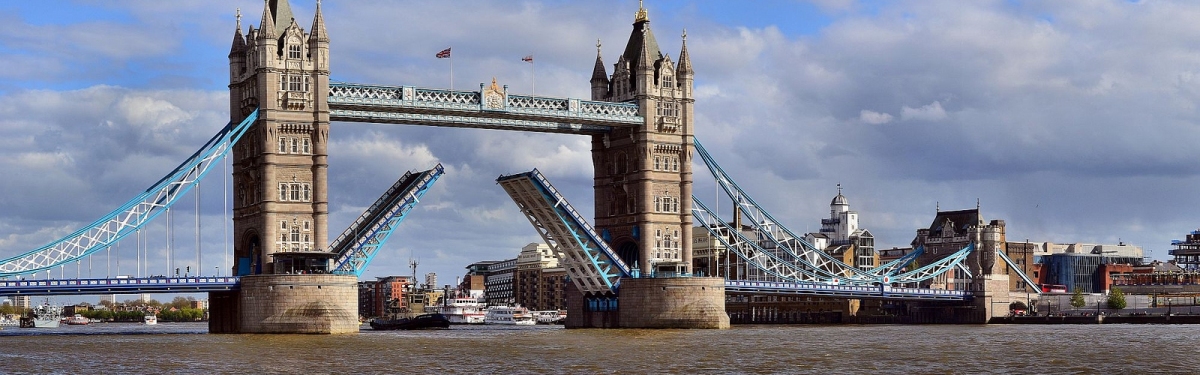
left=328, top=83, right=641, bottom=134
left=330, top=164, right=444, bottom=277
left=0, top=110, right=260, bottom=277
left=497, top=169, right=630, bottom=295
left=0, top=277, right=240, bottom=296
left=889, top=244, right=975, bottom=284
left=725, top=280, right=970, bottom=301
left=693, top=197, right=832, bottom=283
left=875, top=246, right=925, bottom=277
left=996, top=248, right=1042, bottom=294
left=692, top=139, right=875, bottom=281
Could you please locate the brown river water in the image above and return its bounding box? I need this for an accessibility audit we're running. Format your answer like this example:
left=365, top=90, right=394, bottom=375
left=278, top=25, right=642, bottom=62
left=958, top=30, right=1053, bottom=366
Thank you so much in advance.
left=1, top=322, right=1197, bottom=374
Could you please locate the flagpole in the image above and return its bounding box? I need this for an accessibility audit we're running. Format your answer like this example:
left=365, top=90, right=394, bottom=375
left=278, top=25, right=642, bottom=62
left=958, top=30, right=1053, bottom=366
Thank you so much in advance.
left=532, top=57, right=536, bottom=96
left=450, top=54, right=454, bottom=91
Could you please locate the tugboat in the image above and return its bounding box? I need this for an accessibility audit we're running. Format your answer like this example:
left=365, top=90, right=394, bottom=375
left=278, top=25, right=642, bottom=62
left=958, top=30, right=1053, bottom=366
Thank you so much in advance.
left=369, top=313, right=450, bottom=330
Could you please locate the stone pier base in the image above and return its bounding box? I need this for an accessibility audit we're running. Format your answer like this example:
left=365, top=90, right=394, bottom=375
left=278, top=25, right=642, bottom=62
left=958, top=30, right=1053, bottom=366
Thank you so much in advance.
left=620, top=277, right=729, bottom=329
left=209, top=274, right=359, bottom=334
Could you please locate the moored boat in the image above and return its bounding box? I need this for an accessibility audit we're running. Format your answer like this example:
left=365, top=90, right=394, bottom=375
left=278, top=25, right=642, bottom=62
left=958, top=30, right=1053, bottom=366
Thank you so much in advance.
left=532, top=310, right=567, bottom=324
left=65, top=314, right=90, bottom=325
left=484, top=306, right=537, bottom=325
left=429, top=297, right=487, bottom=325
left=144, top=314, right=158, bottom=325
left=369, top=313, right=451, bottom=330
left=19, top=303, right=61, bottom=328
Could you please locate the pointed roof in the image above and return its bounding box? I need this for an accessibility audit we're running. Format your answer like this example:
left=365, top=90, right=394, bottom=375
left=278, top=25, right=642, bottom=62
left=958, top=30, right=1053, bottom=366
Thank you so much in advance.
left=258, top=1, right=277, bottom=39
left=229, top=8, right=246, bottom=57
left=268, top=0, right=295, bottom=37
left=309, top=0, right=329, bottom=43
left=621, top=3, right=662, bottom=74
left=591, top=39, right=608, bottom=84
left=677, top=29, right=693, bottom=76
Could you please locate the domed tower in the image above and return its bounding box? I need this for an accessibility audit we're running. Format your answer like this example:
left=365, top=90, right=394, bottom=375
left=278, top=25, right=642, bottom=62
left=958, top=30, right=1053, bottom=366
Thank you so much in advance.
left=228, top=0, right=331, bottom=276
left=590, top=1, right=695, bottom=275
left=820, top=184, right=858, bottom=243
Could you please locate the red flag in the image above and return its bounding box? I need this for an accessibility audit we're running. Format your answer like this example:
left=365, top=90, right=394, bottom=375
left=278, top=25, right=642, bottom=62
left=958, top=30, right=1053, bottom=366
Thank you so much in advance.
left=436, top=47, right=452, bottom=58
left=522, top=55, right=533, bottom=63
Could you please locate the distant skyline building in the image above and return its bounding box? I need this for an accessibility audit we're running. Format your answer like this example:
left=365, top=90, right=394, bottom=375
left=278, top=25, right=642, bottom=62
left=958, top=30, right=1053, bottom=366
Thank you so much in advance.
left=804, top=185, right=877, bottom=271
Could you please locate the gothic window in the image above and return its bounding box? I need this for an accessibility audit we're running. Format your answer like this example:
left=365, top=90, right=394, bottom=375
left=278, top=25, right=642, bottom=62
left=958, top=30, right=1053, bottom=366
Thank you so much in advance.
left=304, top=76, right=311, bottom=92
left=302, top=138, right=311, bottom=154
left=291, top=138, right=298, bottom=153
left=288, top=44, right=302, bottom=60
left=289, top=75, right=302, bottom=91
left=278, top=184, right=287, bottom=201
left=303, top=184, right=311, bottom=202
left=654, top=157, right=661, bottom=170
left=291, top=226, right=300, bottom=242
left=662, top=74, right=674, bottom=89
left=304, top=220, right=310, bottom=230
left=657, top=101, right=678, bottom=117
left=278, top=137, right=287, bottom=153
left=290, top=184, right=300, bottom=201
left=281, top=221, right=288, bottom=230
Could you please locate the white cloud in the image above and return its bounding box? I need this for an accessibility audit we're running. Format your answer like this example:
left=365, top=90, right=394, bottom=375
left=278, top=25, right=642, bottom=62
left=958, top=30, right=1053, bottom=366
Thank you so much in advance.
left=859, top=109, right=894, bottom=124
left=900, top=101, right=947, bottom=122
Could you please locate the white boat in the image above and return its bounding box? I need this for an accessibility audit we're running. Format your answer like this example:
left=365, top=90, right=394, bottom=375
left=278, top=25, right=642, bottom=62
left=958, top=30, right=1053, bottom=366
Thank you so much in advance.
left=531, top=310, right=567, bottom=324
left=20, top=303, right=61, bottom=328
left=484, top=306, right=536, bottom=326
left=0, top=317, right=19, bottom=328
left=65, top=314, right=90, bottom=325
left=144, top=314, right=158, bottom=325
left=428, top=297, right=487, bottom=325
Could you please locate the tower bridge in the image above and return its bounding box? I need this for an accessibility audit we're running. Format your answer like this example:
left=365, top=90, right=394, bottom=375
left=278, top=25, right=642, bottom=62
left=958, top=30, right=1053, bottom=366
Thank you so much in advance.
left=0, top=1, right=1025, bottom=332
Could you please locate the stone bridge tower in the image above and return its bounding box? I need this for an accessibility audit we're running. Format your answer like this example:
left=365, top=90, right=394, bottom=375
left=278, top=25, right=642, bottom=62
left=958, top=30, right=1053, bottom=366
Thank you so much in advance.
left=590, top=3, right=695, bottom=276
left=227, top=0, right=330, bottom=276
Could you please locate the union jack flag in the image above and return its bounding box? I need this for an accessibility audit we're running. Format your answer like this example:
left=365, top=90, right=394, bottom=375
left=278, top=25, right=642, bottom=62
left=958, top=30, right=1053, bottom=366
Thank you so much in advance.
left=436, top=47, right=451, bottom=58
left=522, top=55, right=533, bottom=63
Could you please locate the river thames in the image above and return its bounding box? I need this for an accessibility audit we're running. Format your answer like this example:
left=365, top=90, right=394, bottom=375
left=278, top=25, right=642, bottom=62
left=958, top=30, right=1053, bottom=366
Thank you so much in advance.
left=2, top=322, right=1197, bottom=373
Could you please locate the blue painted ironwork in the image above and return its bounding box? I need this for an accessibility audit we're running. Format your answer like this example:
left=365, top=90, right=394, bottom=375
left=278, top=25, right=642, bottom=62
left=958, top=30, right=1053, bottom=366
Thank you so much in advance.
left=0, top=277, right=239, bottom=296
left=330, top=164, right=444, bottom=277
left=328, top=82, right=641, bottom=134
left=0, top=110, right=260, bottom=277
left=693, top=197, right=829, bottom=283
left=497, top=169, right=630, bottom=294
left=725, top=280, right=970, bottom=301
left=996, top=247, right=1042, bottom=294
left=692, top=140, right=876, bottom=281
left=876, top=246, right=925, bottom=278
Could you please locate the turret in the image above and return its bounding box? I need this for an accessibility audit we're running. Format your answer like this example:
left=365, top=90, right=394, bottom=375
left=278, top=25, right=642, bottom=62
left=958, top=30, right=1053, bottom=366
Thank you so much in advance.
left=590, top=40, right=610, bottom=101
left=676, top=29, right=694, bottom=97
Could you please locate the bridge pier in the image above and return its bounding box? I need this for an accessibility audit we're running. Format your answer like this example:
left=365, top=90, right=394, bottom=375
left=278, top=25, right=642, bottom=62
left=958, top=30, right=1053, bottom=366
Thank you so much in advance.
left=209, top=274, right=359, bottom=334
left=566, top=277, right=729, bottom=329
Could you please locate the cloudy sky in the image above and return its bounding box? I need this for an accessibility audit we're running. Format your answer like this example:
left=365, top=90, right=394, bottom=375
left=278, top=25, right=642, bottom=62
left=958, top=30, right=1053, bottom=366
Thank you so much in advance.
left=2, top=0, right=1199, bottom=291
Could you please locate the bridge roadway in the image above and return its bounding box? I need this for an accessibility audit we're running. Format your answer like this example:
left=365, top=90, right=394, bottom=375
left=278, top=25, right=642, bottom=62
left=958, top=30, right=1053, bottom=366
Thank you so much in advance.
left=724, top=280, right=971, bottom=301
left=0, top=277, right=239, bottom=296
left=327, top=82, right=641, bottom=134
left=0, top=276, right=967, bottom=301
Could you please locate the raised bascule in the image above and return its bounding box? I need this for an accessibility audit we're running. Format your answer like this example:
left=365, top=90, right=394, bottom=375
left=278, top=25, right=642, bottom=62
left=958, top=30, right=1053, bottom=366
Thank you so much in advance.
left=0, top=1, right=1033, bottom=333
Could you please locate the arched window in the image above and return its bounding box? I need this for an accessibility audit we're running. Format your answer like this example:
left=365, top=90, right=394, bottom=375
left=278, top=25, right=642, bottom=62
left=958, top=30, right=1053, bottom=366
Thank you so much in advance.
left=278, top=137, right=287, bottom=153
left=291, top=138, right=298, bottom=153
left=302, top=138, right=311, bottom=154
left=291, top=226, right=300, bottom=242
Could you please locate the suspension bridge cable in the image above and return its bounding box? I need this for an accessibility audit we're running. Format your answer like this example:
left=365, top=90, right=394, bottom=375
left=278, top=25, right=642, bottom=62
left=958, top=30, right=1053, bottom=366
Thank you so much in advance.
left=196, top=182, right=201, bottom=276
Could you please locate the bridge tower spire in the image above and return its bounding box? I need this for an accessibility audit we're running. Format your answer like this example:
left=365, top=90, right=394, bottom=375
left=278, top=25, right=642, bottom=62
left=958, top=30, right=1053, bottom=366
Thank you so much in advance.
left=228, top=0, right=330, bottom=276
left=591, top=2, right=695, bottom=276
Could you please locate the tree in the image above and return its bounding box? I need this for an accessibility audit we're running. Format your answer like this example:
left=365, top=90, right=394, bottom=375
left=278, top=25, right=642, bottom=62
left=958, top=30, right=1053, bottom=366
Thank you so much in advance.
left=1070, top=287, right=1087, bottom=308
left=1107, top=287, right=1127, bottom=310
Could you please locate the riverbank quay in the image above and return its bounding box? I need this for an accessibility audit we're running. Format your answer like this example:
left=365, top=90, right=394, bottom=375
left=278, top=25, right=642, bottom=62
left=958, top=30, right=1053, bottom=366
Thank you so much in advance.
left=991, top=314, right=1200, bottom=324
